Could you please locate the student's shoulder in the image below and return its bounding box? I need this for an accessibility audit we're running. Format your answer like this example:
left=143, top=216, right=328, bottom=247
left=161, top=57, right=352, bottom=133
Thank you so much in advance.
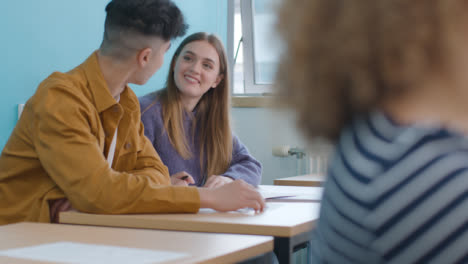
left=231, top=132, right=242, bottom=146
left=36, top=67, right=90, bottom=98
left=230, top=132, right=252, bottom=153
left=415, top=127, right=468, bottom=152
left=430, top=129, right=468, bottom=161
left=28, top=69, right=95, bottom=120
left=139, top=91, right=163, bottom=116
left=398, top=127, right=468, bottom=174
left=33, top=68, right=90, bottom=105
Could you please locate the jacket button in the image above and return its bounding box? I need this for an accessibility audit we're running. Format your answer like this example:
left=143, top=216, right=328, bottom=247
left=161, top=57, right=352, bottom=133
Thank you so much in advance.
left=125, top=143, right=132, bottom=149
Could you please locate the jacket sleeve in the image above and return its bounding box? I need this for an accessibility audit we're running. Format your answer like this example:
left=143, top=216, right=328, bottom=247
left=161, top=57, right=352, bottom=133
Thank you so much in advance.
left=32, top=85, right=200, bottom=214
left=222, top=134, right=262, bottom=186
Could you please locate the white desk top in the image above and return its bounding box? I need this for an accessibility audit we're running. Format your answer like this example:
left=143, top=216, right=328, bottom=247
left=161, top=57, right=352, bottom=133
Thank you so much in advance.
left=61, top=202, right=320, bottom=237
left=0, top=222, right=273, bottom=264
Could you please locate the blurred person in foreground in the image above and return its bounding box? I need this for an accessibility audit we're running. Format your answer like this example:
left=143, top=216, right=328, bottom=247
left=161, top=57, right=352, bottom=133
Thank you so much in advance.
left=276, top=0, right=468, bottom=263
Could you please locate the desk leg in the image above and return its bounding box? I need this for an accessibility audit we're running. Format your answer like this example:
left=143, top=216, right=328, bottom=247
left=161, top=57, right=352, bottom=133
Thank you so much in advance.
left=275, top=231, right=313, bottom=264
left=274, top=237, right=293, bottom=264
left=238, top=251, right=277, bottom=264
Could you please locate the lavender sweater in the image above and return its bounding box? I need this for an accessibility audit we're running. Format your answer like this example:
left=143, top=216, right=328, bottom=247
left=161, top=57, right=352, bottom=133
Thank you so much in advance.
left=139, top=92, right=262, bottom=186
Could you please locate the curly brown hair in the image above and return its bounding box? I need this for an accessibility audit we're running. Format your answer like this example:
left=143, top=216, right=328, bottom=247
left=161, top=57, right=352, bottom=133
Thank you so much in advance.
left=275, top=0, right=468, bottom=142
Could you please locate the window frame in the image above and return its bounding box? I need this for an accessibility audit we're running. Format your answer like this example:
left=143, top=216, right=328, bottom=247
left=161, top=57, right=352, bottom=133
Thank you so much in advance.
left=228, top=0, right=275, bottom=99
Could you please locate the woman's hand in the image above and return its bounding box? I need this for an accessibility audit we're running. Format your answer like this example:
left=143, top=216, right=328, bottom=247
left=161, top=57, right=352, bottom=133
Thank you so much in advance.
left=198, top=179, right=265, bottom=213
left=171, top=171, right=195, bottom=186
left=204, top=175, right=234, bottom=188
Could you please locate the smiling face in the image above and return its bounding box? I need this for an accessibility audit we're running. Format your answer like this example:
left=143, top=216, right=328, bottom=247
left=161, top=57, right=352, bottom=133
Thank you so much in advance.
left=173, top=40, right=223, bottom=108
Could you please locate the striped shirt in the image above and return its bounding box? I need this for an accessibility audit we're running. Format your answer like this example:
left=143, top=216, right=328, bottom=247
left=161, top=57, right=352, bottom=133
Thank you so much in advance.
left=311, top=111, right=468, bottom=263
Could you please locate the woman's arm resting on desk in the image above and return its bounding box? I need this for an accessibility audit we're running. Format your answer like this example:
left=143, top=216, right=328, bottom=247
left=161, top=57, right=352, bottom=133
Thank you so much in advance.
left=221, top=135, right=262, bottom=186
left=198, top=179, right=265, bottom=213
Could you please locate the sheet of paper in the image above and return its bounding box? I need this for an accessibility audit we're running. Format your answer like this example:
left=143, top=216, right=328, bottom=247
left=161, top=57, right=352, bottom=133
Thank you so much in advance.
left=258, top=185, right=323, bottom=200
left=198, top=203, right=283, bottom=214
left=0, top=241, right=188, bottom=264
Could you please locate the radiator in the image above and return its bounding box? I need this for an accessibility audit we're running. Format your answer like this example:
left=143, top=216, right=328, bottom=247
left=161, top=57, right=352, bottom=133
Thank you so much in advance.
left=273, top=141, right=333, bottom=176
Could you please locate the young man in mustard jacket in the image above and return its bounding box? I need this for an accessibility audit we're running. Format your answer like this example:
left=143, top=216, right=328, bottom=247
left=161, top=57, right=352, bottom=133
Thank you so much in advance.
left=0, top=0, right=264, bottom=225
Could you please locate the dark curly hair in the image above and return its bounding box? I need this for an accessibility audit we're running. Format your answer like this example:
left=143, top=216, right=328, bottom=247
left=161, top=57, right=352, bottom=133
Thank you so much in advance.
left=104, top=0, right=187, bottom=40
left=275, top=0, right=468, bottom=142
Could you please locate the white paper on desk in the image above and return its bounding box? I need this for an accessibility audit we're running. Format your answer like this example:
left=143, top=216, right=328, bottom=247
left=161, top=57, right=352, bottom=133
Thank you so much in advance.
left=258, top=185, right=323, bottom=201
left=198, top=203, right=283, bottom=214
left=0, top=241, right=188, bottom=264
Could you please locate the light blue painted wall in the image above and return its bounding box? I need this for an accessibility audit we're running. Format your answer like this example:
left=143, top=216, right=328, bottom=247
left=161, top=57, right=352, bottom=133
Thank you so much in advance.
left=0, top=0, right=227, bottom=148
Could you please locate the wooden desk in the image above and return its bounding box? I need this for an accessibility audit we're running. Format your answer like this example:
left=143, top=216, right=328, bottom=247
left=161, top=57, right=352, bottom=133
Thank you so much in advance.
left=258, top=185, right=323, bottom=202
left=274, top=173, right=325, bottom=187
left=61, top=202, right=320, bottom=264
left=0, top=222, right=273, bottom=264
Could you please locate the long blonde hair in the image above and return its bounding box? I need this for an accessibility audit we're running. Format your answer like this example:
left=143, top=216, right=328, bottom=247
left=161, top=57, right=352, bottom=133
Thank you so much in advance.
left=160, top=32, right=232, bottom=177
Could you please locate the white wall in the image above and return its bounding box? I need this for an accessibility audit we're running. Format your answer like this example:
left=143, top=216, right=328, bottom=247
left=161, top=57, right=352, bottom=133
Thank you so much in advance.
left=231, top=107, right=312, bottom=184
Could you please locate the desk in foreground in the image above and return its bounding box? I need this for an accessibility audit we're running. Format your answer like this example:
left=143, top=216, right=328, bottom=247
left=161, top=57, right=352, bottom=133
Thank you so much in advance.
left=0, top=222, right=273, bottom=264
left=274, top=173, right=325, bottom=187
left=61, top=202, right=320, bottom=264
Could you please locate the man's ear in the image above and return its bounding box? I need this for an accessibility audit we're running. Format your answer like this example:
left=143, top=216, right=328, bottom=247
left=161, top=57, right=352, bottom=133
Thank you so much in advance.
left=212, top=74, right=224, bottom=88
left=137, top=47, right=152, bottom=68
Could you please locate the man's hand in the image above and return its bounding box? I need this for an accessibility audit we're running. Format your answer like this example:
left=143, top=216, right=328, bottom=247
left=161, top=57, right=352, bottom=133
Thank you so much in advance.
left=171, top=171, right=195, bottom=186
left=48, top=198, right=73, bottom=223
left=198, top=179, right=265, bottom=213
left=204, top=175, right=234, bottom=188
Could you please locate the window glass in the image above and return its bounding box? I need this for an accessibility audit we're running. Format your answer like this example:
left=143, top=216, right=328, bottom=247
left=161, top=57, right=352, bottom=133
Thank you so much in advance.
left=233, top=0, right=244, bottom=94
left=252, top=0, right=281, bottom=85
left=231, top=0, right=282, bottom=95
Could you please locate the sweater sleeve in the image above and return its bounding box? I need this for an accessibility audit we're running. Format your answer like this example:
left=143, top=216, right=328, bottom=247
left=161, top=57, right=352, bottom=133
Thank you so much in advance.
left=222, top=134, right=262, bottom=186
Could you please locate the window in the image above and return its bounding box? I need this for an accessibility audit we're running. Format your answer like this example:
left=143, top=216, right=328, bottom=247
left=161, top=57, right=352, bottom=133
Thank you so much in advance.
left=228, top=0, right=282, bottom=95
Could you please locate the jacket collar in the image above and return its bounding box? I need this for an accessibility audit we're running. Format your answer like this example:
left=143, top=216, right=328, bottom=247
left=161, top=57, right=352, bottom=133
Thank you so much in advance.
left=80, top=51, right=137, bottom=114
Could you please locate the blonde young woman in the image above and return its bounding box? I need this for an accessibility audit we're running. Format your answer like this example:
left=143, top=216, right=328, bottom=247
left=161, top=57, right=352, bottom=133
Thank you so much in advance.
left=140, top=32, right=261, bottom=188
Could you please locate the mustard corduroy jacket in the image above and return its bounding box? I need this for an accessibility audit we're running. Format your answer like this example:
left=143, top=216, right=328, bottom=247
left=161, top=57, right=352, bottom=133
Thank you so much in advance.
left=0, top=52, right=200, bottom=225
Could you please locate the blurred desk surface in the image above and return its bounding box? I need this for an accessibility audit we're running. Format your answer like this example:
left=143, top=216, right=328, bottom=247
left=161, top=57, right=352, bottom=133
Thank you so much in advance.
left=274, top=173, right=325, bottom=187
left=61, top=202, right=320, bottom=264
left=0, top=222, right=273, bottom=264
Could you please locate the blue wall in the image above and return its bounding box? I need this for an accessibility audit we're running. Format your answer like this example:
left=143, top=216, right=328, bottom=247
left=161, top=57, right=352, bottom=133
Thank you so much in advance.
left=0, top=0, right=227, bottom=149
